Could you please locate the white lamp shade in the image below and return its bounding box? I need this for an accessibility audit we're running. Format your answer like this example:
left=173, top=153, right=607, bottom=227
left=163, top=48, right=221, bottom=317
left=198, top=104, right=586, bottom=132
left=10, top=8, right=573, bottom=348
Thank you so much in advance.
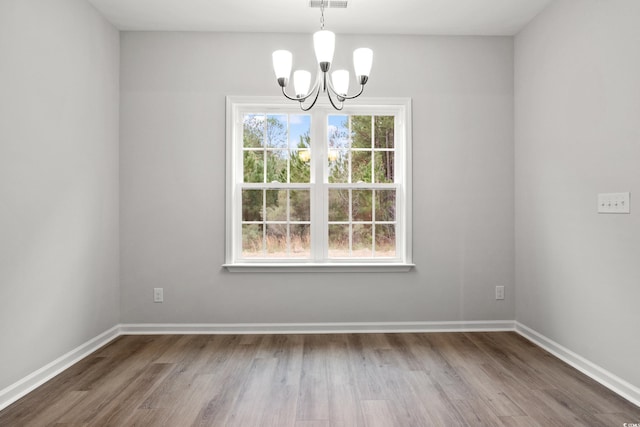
left=272, top=50, right=292, bottom=80
left=293, top=70, right=311, bottom=97
left=313, top=30, right=335, bottom=65
left=331, top=69, right=349, bottom=96
left=353, top=48, right=373, bottom=77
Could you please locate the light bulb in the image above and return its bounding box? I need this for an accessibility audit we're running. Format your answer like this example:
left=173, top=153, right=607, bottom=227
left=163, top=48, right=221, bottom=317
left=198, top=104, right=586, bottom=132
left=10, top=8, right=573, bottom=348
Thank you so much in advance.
left=353, top=48, right=373, bottom=83
left=272, top=50, right=292, bottom=84
left=293, top=70, right=311, bottom=97
left=331, top=70, right=349, bottom=96
left=313, top=30, right=335, bottom=71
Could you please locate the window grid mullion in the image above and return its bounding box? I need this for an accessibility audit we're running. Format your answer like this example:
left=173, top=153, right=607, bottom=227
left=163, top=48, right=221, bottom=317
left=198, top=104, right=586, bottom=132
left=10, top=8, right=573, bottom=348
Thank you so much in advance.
left=262, top=115, right=267, bottom=184
left=262, top=188, right=267, bottom=256
left=310, top=108, right=325, bottom=262
left=349, top=188, right=353, bottom=256
left=372, top=189, right=376, bottom=257
left=371, top=116, right=375, bottom=257
left=286, top=116, right=291, bottom=185
left=370, top=115, right=375, bottom=186
left=348, top=115, right=353, bottom=185
left=286, top=189, right=290, bottom=257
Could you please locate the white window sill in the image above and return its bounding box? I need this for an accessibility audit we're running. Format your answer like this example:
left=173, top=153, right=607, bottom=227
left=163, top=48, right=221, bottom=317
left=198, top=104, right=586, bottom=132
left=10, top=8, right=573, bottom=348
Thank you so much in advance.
left=222, top=263, right=415, bottom=273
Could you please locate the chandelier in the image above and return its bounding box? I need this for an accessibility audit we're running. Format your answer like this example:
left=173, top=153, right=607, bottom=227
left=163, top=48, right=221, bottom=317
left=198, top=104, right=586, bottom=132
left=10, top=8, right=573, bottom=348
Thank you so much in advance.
left=271, top=0, right=373, bottom=111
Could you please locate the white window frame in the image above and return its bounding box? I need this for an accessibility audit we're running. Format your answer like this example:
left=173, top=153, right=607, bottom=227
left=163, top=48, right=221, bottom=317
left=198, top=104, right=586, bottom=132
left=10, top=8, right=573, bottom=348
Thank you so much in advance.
left=224, top=96, right=413, bottom=272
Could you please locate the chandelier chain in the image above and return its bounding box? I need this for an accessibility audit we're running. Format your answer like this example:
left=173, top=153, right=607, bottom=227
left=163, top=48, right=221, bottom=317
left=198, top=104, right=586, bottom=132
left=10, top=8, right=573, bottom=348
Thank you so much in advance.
left=320, top=0, right=325, bottom=30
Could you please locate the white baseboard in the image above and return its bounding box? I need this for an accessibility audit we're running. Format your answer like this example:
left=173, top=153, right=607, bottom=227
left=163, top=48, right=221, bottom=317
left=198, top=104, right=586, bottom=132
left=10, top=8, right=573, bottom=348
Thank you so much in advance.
left=119, top=320, right=516, bottom=335
left=515, top=322, right=640, bottom=408
left=0, top=325, right=121, bottom=412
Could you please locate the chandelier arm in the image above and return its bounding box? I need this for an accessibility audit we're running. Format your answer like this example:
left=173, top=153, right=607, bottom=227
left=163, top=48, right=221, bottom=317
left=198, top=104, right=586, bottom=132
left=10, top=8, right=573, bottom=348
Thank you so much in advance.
left=325, top=87, right=344, bottom=111
left=336, top=84, right=366, bottom=100
left=279, top=71, right=322, bottom=102
left=298, top=86, right=321, bottom=111
left=280, top=86, right=306, bottom=102
left=326, top=76, right=366, bottom=101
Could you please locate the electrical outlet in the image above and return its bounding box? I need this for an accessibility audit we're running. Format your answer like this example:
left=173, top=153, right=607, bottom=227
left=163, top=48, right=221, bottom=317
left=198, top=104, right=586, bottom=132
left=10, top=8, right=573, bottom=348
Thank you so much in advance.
left=153, top=288, right=163, bottom=303
left=495, top=286, right=505, bottom=300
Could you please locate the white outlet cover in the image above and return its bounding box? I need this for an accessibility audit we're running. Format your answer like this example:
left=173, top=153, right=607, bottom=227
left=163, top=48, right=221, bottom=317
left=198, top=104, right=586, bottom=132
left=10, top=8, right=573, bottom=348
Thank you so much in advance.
left=597, top=192, right=630, bottom=214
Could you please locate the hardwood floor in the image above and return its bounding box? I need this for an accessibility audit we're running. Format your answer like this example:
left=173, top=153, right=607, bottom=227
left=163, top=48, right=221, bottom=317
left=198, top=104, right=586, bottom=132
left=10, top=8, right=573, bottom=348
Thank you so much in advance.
left=1, top=332, right=638, bottom=426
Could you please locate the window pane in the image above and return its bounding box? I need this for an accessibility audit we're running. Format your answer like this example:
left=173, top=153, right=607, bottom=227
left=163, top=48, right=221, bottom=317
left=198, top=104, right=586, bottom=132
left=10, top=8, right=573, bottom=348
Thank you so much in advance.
left=353, top=224, right=373, bottom=257
left=375, top=225, right=396, bottom=257
left=352, top=190, right=373, bottom=221
left=290, top=224, right=310, bottom=258
left=266, top=114, right=288, bottom=148
left=374, top=116, right=394, bottom=149
left=328, top=189, right=349, bottom=221
left=289, top=115, right=311, bottom=149
left=329, top=224, right=349, bottom=257
left=290, top=190, right=310, bottom=222
left=242, top=189, right=263, bottom=222
left=328, top=115, right=349, bottom=149
left=351, top=151, right=372, bottom=183
left=265, top=189, right=287, bottom=221
left=242, top=224, right=263, bottom=257
left=290, top=150, right=311, bottom=183
left=375, top=190, right=396, bottom=222
left=328, top=150, right=348, bottom=183
left=243, top=150, right=264, bottom=183
left=265, top=224, right=287, bottom=256
left=351, top=116, right=372, bottom=148
left=374, top=151, right=394, bottom=183
left=266, top=150, right=287, bottom=182
left=243, top=114, right=265, bottom=148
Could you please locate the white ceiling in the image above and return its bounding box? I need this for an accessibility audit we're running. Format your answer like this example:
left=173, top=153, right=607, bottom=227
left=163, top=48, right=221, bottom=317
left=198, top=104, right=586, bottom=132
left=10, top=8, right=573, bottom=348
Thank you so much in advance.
left=87, top=0, right=553, bottom=35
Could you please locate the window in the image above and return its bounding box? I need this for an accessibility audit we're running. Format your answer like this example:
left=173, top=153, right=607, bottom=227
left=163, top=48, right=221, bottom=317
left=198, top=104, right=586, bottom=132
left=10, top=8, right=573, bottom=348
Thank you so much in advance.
left=225, top=97, right=413, bottom=272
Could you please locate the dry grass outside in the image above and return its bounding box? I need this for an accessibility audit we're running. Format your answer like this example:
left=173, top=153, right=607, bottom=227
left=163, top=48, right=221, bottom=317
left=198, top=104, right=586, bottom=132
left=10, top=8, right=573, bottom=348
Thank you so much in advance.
left=242, top=235, right=396, bottom=258
left=242, top=234, right=309, bottom=258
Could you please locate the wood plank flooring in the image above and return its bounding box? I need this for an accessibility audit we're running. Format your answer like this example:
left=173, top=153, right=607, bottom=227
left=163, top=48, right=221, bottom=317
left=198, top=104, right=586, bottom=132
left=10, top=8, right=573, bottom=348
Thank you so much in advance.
left=1, top=332, right=638, bottom=426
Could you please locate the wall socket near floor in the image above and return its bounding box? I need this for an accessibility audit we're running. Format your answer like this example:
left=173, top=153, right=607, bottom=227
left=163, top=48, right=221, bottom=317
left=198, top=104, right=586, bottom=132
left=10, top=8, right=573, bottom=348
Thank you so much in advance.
left=153, top=287, right=164, bottom=303
left=597, top=192, right=630, bottom=214
left=495, top=286, right=505, bottom=300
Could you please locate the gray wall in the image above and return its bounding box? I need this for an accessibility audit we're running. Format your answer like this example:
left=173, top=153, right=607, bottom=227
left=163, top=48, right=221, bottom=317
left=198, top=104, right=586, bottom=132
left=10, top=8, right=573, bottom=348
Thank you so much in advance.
left=0, top=0, right=120, bottom=390
left=120, top=33, right=515, bottom=324
left=515, top=0, right=640, bottom=388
